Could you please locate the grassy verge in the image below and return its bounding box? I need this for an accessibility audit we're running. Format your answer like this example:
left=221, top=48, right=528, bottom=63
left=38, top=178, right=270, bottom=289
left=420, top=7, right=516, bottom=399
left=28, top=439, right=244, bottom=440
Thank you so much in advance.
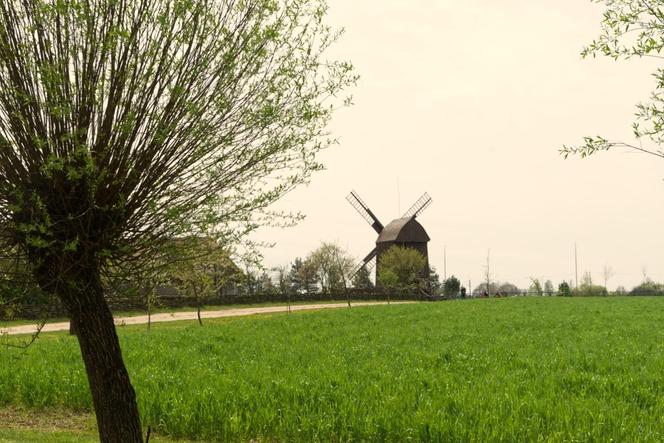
left=0, top=406, right=94, bottom=443
left=0, top=407, right=190, bottom=442
left=0, top=429, right=96, bottom=443
left=2, top=297, right=664, bottom=441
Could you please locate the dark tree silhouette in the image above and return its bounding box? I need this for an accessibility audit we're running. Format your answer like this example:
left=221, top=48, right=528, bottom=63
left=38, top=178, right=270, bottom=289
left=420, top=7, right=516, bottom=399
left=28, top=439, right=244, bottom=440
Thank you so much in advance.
left=0, top=1, right=355, bottom=441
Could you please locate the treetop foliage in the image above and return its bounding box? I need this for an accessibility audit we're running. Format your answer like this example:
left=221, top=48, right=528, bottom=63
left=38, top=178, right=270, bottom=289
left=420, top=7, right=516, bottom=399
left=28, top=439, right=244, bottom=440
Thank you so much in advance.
left=442, top=275, right=460, bottom=297
left=304, top=241, right=354, bottom=292
left=377, top=245, right=426, bottom=291
left=0, top=0, right=357, bottom=288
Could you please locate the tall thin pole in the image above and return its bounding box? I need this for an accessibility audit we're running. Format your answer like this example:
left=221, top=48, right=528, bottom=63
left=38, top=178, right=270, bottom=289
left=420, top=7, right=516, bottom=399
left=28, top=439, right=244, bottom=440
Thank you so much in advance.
left=574, top=242, right=578, bottom=289
left=486, top=248, right=491, bottom=295
left=443, top=246, right=447, bottom=281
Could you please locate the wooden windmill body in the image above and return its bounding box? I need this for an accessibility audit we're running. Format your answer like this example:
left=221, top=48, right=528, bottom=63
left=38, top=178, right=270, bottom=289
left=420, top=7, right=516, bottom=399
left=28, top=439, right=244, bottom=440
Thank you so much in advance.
left=347, top=191, right=432, bottom=282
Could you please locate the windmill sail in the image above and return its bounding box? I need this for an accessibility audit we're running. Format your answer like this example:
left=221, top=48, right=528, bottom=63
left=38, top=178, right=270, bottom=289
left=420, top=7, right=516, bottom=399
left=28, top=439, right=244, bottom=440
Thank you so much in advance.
left=346, top=190, right=384, bottom=234
left=402, top=192, right=432, bottom=219
left=352, top=247, right=378, bottom=278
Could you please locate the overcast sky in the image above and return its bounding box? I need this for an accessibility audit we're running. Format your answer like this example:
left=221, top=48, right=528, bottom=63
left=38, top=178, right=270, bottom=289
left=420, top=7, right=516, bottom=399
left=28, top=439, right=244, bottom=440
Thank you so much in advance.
left=254, top=0, right=664, bottom=291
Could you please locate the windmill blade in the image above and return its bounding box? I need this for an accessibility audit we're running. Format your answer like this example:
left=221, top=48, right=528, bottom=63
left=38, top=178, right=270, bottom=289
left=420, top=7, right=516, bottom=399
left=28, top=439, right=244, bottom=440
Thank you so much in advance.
left=361, top=247, right=378, bottom=265
left=346, top=190, right=384, bottom=234
left=402, top=192, right=432, bottom=219
left=352, top=248, right=377, bottom=278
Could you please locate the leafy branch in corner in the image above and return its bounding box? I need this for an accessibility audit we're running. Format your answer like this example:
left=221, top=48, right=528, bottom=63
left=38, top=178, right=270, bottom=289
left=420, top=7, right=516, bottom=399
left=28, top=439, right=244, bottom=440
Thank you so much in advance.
left=564, top=0, right=664, bottom=161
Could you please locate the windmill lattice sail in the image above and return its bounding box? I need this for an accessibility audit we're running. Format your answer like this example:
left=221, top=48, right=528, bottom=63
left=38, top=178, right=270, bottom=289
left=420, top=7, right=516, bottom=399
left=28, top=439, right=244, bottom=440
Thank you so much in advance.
left=351, top=248, right=377, bottom=278
left=346, top=190, right=384, bottom=234
left=402, top=192, right=432, bottom=219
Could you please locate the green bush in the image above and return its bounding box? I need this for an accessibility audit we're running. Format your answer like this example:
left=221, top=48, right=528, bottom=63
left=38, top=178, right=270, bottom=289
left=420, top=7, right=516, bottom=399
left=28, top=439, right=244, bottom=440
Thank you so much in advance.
left=558, top=281, right=571, bottom=297
left=630, top=281, right=664, bottom=296
left=377, top=246, right=426, bottom=291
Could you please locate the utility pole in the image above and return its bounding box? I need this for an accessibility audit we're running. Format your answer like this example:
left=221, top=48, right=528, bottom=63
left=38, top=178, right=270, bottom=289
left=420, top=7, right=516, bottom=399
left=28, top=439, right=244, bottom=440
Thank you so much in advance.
left=574, top=242, right=578, bottom=290
left=469, top=279, right=472, bottom=297
left=443, top=246, right=447, bottom=281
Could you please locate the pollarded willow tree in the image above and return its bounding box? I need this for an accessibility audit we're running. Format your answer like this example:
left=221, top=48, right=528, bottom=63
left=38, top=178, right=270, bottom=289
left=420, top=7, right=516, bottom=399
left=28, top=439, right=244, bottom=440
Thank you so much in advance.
left=0, top=0, right=355, bottom=441
left=562, top=0, right=664, bottom=160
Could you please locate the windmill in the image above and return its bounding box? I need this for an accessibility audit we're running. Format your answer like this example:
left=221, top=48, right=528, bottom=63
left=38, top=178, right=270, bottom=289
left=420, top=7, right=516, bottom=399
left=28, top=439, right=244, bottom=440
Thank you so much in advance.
left=347, top=190, right=432, bottom=282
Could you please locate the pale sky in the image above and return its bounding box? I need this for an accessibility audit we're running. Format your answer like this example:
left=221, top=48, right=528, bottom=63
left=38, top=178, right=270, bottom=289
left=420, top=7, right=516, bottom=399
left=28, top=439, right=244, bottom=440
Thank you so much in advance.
left=254, top=1, right=664, bottom=291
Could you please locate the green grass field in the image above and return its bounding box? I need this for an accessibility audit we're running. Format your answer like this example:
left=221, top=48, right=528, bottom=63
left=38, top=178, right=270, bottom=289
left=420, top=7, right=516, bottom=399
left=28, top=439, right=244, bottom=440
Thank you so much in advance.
left=2, top=297, right=664, bottom=441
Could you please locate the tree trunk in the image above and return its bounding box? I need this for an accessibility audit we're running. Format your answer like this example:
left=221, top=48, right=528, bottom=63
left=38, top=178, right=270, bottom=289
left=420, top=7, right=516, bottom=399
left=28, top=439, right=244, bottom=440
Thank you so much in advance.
left=194, top=285, right=203, bottom=326
left=65, top=272, right=143, bottom=443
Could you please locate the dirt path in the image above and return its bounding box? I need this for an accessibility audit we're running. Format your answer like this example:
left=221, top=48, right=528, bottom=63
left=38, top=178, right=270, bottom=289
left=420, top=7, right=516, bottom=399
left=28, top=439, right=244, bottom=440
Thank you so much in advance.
left=1, top=301, right=409, bottom=336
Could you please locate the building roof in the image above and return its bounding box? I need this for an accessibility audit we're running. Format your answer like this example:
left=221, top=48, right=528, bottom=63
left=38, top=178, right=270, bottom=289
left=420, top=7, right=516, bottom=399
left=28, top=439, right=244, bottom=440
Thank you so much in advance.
left=376, top=217, right=430, bottom=244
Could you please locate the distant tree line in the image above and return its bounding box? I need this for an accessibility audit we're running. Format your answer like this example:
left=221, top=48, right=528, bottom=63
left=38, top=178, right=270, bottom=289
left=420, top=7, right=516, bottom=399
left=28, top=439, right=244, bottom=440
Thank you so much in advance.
left=4, top=241, right=664, bottom=322
left=466, top=270, right=664, bottom=298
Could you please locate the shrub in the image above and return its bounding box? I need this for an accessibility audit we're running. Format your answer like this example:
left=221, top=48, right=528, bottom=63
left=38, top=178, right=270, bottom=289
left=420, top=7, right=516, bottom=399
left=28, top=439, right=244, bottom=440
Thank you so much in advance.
left=630, top=281, right=664, bottom=296
left=558, top=281, right=571, bottom=297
